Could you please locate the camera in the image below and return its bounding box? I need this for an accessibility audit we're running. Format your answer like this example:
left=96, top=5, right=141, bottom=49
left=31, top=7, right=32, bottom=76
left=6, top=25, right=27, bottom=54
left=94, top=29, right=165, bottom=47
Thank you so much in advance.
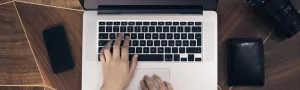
left=247, top=0, right=300, bottom=38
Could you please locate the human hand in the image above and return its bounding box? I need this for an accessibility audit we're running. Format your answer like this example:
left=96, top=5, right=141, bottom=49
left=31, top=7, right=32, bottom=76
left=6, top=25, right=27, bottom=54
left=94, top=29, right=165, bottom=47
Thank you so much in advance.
left=140, top=75, right=173, bottom=90
left=100, top=34, right=138, bottom=90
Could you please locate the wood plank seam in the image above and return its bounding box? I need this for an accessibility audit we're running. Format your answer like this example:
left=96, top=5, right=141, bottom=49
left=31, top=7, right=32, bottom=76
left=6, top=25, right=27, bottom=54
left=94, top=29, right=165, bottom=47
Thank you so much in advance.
left=0, top=1, right=14, bottom=6
left=14, top=0, right=84, bottom=12
left=13, top=0, right=46, bottom=87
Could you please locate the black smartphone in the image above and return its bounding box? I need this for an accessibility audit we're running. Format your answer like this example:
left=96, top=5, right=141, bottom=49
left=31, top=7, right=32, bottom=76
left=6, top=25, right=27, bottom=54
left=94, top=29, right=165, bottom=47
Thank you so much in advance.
left=43, top=25, right=75, bottom=74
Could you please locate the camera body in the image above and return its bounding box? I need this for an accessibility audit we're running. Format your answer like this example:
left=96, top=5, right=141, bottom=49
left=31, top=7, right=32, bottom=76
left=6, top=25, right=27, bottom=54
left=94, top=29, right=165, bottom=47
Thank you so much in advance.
left=248, top=0, right=300, bottom=38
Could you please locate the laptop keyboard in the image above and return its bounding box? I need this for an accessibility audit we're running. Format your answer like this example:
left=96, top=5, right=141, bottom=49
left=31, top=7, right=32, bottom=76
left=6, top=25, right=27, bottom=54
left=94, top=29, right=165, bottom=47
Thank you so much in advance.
left=98, top=21, right=202, bottom=62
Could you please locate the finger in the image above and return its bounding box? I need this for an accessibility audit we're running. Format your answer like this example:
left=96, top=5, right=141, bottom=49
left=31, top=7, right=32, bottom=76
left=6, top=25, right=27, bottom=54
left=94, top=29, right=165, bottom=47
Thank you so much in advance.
left=144, top=75, right=156, bottom=90
left=140, top=80, right=148, bottom=90
left=121, top=36, right=130, bottom=61
left=113, top=33, right=123, bottom=58
left=103, top=40, right=113, bottom=62
left=164, top=81, right=174, bottom=90
left=100, top=49, right=106, bottom=64
left=153, top=74, right=166, bottom=90
left=129, top=54, right=138, bottom=76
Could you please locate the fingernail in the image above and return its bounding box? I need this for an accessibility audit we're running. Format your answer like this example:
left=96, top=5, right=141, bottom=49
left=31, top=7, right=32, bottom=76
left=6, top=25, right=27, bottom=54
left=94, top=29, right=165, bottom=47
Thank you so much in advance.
left=153, top=74, right=157, bottom=77
left=144, top=75, right=149, bottom=78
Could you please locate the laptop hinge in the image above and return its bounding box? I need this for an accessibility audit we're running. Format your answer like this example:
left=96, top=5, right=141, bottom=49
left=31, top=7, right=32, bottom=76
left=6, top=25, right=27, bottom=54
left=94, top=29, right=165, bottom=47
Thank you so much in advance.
left=97, top=5, right=203, bottom=15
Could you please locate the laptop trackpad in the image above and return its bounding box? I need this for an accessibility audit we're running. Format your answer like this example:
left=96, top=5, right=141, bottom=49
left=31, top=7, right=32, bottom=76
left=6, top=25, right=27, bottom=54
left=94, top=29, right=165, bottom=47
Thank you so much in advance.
left=126, top=68, right=170, bottom=90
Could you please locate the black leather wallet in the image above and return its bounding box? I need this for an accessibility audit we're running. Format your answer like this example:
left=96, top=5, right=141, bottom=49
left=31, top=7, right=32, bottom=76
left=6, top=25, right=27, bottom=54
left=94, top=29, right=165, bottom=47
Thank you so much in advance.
left=227, top=38, right=265, bottom=86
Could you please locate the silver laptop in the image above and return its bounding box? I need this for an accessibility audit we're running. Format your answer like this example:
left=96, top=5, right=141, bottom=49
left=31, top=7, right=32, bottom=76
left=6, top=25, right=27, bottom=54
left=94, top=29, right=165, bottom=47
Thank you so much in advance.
left=82, top=0, right=218, bottom=90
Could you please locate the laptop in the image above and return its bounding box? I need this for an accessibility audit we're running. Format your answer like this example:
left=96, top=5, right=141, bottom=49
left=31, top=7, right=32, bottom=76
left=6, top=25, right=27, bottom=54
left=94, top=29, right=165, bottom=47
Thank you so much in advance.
left=81, top=0, right=218, bottom=90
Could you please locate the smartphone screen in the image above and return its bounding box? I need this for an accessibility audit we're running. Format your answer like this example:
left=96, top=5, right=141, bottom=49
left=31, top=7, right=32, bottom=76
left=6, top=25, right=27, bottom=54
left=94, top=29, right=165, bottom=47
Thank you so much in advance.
left=43, top=25, right=74, bottom=74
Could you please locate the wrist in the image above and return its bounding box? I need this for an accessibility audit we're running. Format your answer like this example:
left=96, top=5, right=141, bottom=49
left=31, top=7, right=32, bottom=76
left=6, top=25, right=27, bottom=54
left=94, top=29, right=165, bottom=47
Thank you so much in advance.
left=101, top=85, right=123, bottom=90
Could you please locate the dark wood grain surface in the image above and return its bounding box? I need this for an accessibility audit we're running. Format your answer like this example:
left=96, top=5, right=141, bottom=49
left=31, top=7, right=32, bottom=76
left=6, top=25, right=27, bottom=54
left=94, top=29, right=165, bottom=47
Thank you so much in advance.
left=0, top=2, right=44, bottom=85
left=0, top=86, right=44, bottom=90
left=0, top=0, right=12, bottom=4
left=15, top=2, right=83, bottom=90
left=16, top=0, right=82, bottom=9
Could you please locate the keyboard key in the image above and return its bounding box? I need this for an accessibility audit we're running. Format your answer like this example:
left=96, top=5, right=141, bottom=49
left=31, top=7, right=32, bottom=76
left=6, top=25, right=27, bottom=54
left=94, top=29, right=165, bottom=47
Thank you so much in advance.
left=99, top=22, right=105, bottom=25
left=129, top=22, right=135, bottom=25
left=168, top=40, right=174, bottom=46
left=99, top=47, right=103, bottom=53
left=136, top=22, right=142, bottom=25
left=133, top=40, right=139, bottom=46
left=180, top=22, right=187, bottom=25
left=151, top=22, right=157, bottom=25
left=159, top=33, right=165, bottom=39
left=186, top=47, right=201, bottom=53
left=170, top=27, right=176, bottom=32
left=140, top=40, right=146, bottom=46
left=179, top=47, right=185, bottom=53
left=131, top=33, right=137, bottom=39
left=106, top=22, right=113, bottom=25
left=183, top=40, right=189, bottom=46
left=185, top=27, right=191, bottom=32
left=106, top=26, right=112, bottom=32
left=188, top=54, right=194, bottom=61
left=188, top=22, right=194, bottom=25
left=167, top=33, right=173, bottom=39
left=99, top=40, right=109, bottom=46
left=99, top=33, right=108, bottom=39
left=174, top=54, right=180, bottom=61
left=165, top=54, right=173, bottom=61
left=143, top=47, right=150, bottom=53
left=99, top=26, right=105, bottom=32
left=114, top=22, right=120, bottom=25
left=172, top=47, right=178, bottom=53
left=195, top=22, right=201, bottom=25
left=195, top=34, right=201, bottom=39
left=188, top=34, right=194, bottom=39
left=152, top=33, right=159, bottom=39
left=192, top=27, right=201, bottom=32
left=190, top=40, right=196, bottom=46
left=177, top=27, right=184, bottom=32
left=142, top=26, right=148, bottom=32
left=150, top=47, right=157, bottom=53
left=197, top=40, right=201, bottom=46
left=154, top=40, right=160, bottom=46
left=135, top=26, right=141, bottom=32
left=147, top=40, right=153, bottom=46
left=173, top=22, right=179, bottom=25
left=176, top=40, right=182, bottom=46
left=165, top=47, right=171, bottom=53
left=158, top=22, right=164, bottom=25
left=161, top=40, right=167, bottom=46
left=163, top=26, right=169, bottom=32
left=145, top=33, right=151, bottom=39
left=120, top=26, right=126, bottom=32
left=166, top=22, right=172, bottom=25
left=158, top=47, right=164, bottom=53
left=138, top=33, right=144, bottom=39
left=113, top=26, right=119, bottom=32
left=149, top=26, right=155, bottom=32
left=109, top=33, right=116, bottom=39
left=124, top=33, right=130, bottom=37
left=156, top=26, right=162, bottom=32
left=121, top=22, right=127, bottom=25
left=143, top=22, right=150, bottom=25
left=195, top=58, right=201, bottom=61
left=174, top=34, right=180, bottom=39
left=181, top=58, right=187, bottom=61
left=181, top=34, right=187, bottom=39
left=120, top=40, right=124, bottom=46
left=136, top=47, right=142, bottom=53
left=127, top=26, right=133, bottom=32
left=129, top=47, right=135, bottom=53
left=137, top=54, right=163, bottom=61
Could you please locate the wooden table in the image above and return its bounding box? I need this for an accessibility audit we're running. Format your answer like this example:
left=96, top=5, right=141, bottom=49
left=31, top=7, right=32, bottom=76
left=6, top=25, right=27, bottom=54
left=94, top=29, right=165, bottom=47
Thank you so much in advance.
left=0, top=0, right=299, bottom=90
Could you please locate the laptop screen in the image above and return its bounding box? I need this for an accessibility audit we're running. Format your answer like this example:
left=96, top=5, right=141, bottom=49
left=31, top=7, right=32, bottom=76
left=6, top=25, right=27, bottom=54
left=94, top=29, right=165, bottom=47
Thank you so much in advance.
left=83, top=0, right=218, bottom=10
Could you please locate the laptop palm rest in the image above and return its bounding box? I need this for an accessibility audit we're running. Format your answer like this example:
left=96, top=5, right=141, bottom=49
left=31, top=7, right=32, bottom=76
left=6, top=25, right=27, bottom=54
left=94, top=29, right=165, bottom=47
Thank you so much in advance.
left=126, top=68, right=170, bottom=90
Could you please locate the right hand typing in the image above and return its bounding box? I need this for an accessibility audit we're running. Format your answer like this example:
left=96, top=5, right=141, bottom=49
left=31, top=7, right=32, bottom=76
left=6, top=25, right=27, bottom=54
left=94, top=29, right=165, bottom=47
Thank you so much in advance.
left=140, top=75, right=173, bottom=90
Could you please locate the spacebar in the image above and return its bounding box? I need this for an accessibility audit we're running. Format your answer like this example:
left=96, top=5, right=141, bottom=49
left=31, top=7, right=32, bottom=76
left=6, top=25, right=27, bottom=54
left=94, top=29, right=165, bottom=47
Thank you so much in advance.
left=130, top=54, right=164, bottom=61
